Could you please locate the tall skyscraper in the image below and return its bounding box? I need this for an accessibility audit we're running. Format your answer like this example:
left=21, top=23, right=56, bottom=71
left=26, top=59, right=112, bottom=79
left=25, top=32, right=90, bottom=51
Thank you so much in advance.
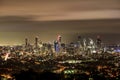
left=96, top=35, right=102, bottom=48
left=78, top=36, right=81, bottom=41
left=54, top=41, right=59, bottom=53
left=35, top=36, right=39, bottom=48
left=57, top=35, right=62, bottom=43
left=25, top=38, right=28, bottom=47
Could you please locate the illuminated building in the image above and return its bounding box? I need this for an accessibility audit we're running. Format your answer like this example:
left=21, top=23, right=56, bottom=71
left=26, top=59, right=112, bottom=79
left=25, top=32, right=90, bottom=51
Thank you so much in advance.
left=54, top=41, right=60, bottom=53
left=54, top=35, right=62, bottom=53
left=57, top=35, right=62, bottom=43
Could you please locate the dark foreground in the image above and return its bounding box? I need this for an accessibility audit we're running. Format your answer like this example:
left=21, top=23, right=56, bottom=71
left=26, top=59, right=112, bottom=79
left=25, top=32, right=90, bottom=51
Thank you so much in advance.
left=0, top=53, right=120, bottom=80
left=3, top=69, right=120, bottom=80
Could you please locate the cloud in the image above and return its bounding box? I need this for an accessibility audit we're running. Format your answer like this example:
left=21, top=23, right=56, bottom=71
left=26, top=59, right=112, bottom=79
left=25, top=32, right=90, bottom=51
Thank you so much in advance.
left=0, top=16, right=120, bottom=34
left=0, top=0, right=120, bottom=21
left=0, top=16, right=33, bottom=21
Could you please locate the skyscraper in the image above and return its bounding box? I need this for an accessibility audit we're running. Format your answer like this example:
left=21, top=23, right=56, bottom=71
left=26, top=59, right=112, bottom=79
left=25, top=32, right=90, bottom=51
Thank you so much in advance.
left=96, top=35, right=102, bottom=48
left=25, top=38, right=28, bottom=47
left=57, top=35, right=62, bottom=43
left=35, top=36, right=39, bottom=48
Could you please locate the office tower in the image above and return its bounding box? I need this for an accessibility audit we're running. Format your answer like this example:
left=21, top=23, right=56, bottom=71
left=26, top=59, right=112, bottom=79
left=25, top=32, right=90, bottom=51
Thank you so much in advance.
left=57, top=35, right=61, bottom=48
left=78, top=36, right=81, bottom=41
left=25, top=38, right=28, bottom=47
left=35, top=36, right=39, bottom=48
left=57, top=35, right=61, bottom=43
left=96, top=35, right=102, bottom=48
left=54, top=41, right=60, bottom=53
left=77, top=35, right=82, bottom=48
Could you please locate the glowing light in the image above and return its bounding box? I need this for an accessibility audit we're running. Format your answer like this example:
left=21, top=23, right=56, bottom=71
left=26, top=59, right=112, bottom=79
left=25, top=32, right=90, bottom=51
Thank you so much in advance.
left=4, top=53, right=10, bottom=61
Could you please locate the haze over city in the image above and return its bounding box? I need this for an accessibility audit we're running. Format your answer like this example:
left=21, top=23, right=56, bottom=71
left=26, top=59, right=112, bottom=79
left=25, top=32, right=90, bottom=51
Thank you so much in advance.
left=0, top=0, right=120, bottom=45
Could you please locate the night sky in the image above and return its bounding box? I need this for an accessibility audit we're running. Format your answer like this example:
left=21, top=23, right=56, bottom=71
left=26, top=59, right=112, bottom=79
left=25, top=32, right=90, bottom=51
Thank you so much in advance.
left=0, top=0, right=120, bottom=45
